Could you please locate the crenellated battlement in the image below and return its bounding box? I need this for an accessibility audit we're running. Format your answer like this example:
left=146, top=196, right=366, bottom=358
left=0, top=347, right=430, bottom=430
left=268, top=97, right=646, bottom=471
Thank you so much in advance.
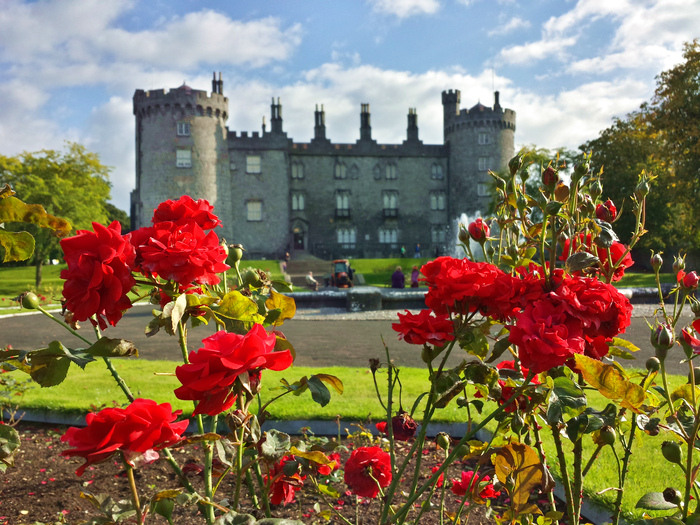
left=133, top=85, right=228, bottom=120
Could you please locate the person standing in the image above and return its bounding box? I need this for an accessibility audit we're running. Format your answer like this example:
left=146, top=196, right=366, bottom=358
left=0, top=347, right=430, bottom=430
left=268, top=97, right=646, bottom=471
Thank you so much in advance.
left=414, top=244, right=421, bottom=258
left=391, top=266, right=405, bottom=288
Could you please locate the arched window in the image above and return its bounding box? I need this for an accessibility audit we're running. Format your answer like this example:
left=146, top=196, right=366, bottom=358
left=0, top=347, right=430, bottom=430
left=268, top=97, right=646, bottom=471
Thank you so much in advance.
left=385, top=164, right=397, bottom=180
left=337, top=228, right=356, bottom=245
left=292, top=162, right=304, bottom=179
left=431, top=164, right=443, bottom=179
left=379, top=228, right=398, bottom=244
left=334, top=162, right=347, bottom=179
left=292, top=192, right=305, bottom=211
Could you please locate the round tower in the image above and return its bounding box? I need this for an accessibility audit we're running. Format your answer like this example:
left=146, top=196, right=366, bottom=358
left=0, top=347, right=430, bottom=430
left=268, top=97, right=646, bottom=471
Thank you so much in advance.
left=442, top=90, right=515, bottom=219
left=131, top=74, right=229, bottom=230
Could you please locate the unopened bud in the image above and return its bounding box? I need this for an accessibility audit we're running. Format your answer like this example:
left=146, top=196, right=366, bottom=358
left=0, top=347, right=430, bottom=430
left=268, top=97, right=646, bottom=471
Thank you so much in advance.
left=673, top=256, right=686, bottom=275
left=646, top=356, right=661, bottom=373
left=508, top=154, right=523, bottom=177
left=650, top=252, right=663, bottom=273
left=634, top=179, right=650, bottom=200
left=689, top=297, right=700, bottom=317
left=596, top=426, right=617, bottom=446
left=581, top=194, right=596, bottom=216
left=542, top=166, right=558, bottom=188
left=20, top=292, right=40, bottom=310
left=651, top=324, right=675, bottom=361
left=573, top=160, right=590, bottom=180
left=589, top=181, right=603, bottom=199
left=458, top=224, right=469, bottom=245
left=435, top=432, right=451, bottom=450
left=661, top=441, right=683, bottom=465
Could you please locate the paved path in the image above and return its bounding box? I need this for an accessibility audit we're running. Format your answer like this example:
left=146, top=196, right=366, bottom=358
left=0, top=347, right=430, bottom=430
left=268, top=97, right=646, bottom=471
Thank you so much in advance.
left=0, top=304, right=694, bottom=375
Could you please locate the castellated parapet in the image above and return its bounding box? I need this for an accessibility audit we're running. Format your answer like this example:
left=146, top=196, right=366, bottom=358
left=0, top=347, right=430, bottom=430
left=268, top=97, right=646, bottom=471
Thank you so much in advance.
left=131, top=75, right=515, bottom=259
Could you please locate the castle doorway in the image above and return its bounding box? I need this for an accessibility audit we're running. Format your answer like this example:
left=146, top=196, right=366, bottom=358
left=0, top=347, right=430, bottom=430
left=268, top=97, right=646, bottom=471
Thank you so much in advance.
left=293, top=232, right=305, bottom=250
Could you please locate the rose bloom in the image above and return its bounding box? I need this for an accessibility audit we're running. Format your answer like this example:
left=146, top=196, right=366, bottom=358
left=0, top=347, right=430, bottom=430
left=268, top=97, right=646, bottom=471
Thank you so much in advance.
left=375, top=411, right=418, bottom=441
left=595, top=199, right=617, bottom=222
left=451, top=470, right=501, bottom=499
left=129, top=222, right=229, bottom=286
left=60, top=221, right=136, bottom=330
left=560, top=233, right=634, bottom=282
left=681, top=320, right=700, bottom=355
left=344, top=446, right=392, bottom=498
left=421, top=257, right=518, bottom=320
left=679, top=270, right=699, bottom=291
left=175, top=325, right=293, bottom=416
left=509, top=296, right=586, bottom=373
left=266, top=455, right=306, bottom=506
left=152, top=195, right=221, bottom=230
left=391, top=309, right=455, bottom=346
left=61, top=399, right=187, bottom=476
left=468, top=218, right=490, bottom=241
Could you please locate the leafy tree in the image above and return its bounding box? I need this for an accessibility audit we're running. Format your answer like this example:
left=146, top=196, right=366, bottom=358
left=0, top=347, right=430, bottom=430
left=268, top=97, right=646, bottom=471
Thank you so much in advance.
left=0, top=142, right=113, bottom=287
left=579, top=39, right=700, bottom=253
left=105, top=203, right=130, bottom=234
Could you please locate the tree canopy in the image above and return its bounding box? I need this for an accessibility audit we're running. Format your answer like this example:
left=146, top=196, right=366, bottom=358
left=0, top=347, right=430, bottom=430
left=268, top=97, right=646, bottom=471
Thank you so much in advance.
left=580, top=39, right=700, bottom=254
left=0, top=142, right=125, bottom=286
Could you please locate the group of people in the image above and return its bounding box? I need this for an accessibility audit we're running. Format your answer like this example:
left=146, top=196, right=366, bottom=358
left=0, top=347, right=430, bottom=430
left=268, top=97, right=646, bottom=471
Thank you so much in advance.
left=391, top=265, right=419, bottom=289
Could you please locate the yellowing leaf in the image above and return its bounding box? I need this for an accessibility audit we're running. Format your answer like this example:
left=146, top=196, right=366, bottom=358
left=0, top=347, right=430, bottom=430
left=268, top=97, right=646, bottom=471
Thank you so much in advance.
left=313, top=373, right=344, bottom=395
left=671, top=384, right=700, bottom=404
left=573, top=354, right=646, bottom=412
left=217, top=291, right=264, bottom=324
left=494, top=442, right=544, bottom=517
left=289, top=446, right=337, bottom=468
left=265, top=290, right=296, bottom=326
left=0, top=195, right=71, bottom=236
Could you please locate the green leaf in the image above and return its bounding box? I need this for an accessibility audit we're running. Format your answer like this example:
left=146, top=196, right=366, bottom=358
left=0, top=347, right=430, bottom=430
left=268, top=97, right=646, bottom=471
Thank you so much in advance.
left=311, top=373, right=344, bottom=395
left=318, top=484, right=341, bottom=498
left=611, top=337, right=640, bottom=353
left=487, top=336, right=512, bottom=363
left=271, top=280, right=294, bottom=293
left=0, top=229, right=35, bottom=262
left=565, top=252, right=600, bottom=273
left=274, top=334, right=296, bottom=361
left=0, top=424, right=21, bottom=471
left=85, top=338, right=138, bottom=358
left=635, top=492, right=679, bottom=510
left=30, top=342, right=76, bottom=386
left=261, top=429, right=291, bottom=462
left=434, top=367, right=467, bottom=409
left=458, top=328, right=489, bottom=359
left=306, top=375, right=331, bottom=406
left=546, top=376, right=587, bottom=425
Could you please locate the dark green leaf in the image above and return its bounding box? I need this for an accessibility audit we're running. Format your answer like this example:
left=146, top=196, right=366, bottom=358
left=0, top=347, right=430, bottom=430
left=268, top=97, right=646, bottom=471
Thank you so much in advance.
left=546, top=376, right=587, bottom=425
left=565, top=251, right=600, bottom=273
left=261, top=429, right=291, bottom=462
left=635, top=492, right=678, bottom=511
left=458, top=328, right=489, bottom=359
left=85, top=338, right=138, bottom=358
left=487, top=336, right=512, bottom=363
left=0, top=424, right=21, bottom=471
left=307, top=375, right=331, bottom=407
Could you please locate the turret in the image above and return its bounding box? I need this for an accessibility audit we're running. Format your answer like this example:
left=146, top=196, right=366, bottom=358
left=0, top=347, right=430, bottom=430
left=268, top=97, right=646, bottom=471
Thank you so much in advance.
left=441, top=90, right=460, bottom=140
left=313, top=104, right=327, bottom=141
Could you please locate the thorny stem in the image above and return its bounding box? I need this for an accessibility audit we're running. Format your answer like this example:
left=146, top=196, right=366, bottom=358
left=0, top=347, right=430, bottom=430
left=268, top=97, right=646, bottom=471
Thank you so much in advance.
left=552, top=425, right=577, bottom=525
left=124, top=460, right=142, bottom=524
left=202, top=415, right=218, bottom=524
left=92, top=321, right=135, bottom=403
left=532, top=419, right=558, bottom=519
left=253, top=461, right=271, bottom=518
left=163, top=448, right=195, bottom=493
left=384, top=342, right=397, bottom=479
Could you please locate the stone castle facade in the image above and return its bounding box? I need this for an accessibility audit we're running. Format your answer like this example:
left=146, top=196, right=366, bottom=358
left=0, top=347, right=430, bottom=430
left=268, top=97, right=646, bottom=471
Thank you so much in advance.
left=130, top=73, right=515, bottom=259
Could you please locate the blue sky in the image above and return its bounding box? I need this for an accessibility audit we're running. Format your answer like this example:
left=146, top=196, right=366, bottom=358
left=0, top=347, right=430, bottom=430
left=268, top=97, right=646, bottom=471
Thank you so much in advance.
left=0, top=0, right=697, bottom=213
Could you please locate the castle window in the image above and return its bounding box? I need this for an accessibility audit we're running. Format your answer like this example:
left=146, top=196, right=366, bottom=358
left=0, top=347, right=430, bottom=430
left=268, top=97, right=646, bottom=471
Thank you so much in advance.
left=477, top=183, right=489, bottom=197
left=246, top=200, right=262, bottom=221
left=430, top=191, right=445, bottom=211
left=334, top=162, right=347, bottom=179
left=373, top=164, right=382, bottom=180
left=176, top=149, right=192, bottom=168
left=246, top=155, right=261, bottom=174
left=378, top=228, right=398, bottom=244
left=431, top=225, right=447, bottom=243
left=383, top=191, right=398, bottom=218
left=478, top=157, right=492, bottom=171
left=478, top=132, right=490, bottom=145
left=431, top=164, right=444, bottom=179
left=177, top=122, right=191, bottom=136
left=337, top=228, right=356, bottom=246
left=292, top=192, right=305, bottom=211
left=292, top=162, right=304, bottom=179
left=385, top=164, right=397, bottom=180
left=336, top=190, right=350, bottom=218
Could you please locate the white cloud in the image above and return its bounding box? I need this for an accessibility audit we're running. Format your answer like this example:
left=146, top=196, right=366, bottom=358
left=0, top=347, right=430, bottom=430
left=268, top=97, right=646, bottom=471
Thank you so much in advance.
left=488, top=16, right=531, bottom=37
left=368, top=0, right=440, bottom=18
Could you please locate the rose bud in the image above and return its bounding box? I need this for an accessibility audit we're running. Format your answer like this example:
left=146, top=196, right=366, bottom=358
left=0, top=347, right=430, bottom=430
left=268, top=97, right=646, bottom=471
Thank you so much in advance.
left=651, top=252, right=663, bottom=273
left=468, top=218, right=490, bottom=242
left=690, top=297, right=700, bottom=317
left=596, top=426, right=616, bottom=446
left=435, top=432, right=451, bottom=450
left=682, top=271, right=699, bottom=291
left=589, top=180, right=603, bottom=199
left=574, top=159, right=590, bottom=180
left=634, top=179, right=650, bottom=200
left=376, top=411, right=418, bottom=441
left=508, top=154, right=523, bottom=177
left=595, top=199, right=617, bottom=223
left=651, top=323, right=675, bottom=361
left=646, top=357, right=661, bottom=373
left=21, top=292, right=40, bottom=310
left=581, top=194, right=596, bottom=216
left=542, top=166, right=558, bottom=188
left=458, top=224, right=469, bottom=245
left=673, top=256, right=686, bottom=275
left=661, top=441, right=683, bottom=465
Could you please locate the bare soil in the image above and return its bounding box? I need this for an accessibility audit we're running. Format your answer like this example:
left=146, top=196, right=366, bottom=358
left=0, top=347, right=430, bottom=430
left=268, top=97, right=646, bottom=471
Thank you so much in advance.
left=0, top=422, right=560, bottom=525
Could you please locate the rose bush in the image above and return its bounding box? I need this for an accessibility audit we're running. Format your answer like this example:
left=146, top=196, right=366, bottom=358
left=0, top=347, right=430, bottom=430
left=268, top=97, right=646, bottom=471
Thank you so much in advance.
left=343, top=446, right=392, bottom=498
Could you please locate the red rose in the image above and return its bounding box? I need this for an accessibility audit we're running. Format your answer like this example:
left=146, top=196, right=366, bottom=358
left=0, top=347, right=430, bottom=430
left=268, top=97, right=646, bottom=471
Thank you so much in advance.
left=391, top=309, right=455, bottom=346
left=681, top=326, right=700, bottom=355
left=343, top=446, right=392, bottom=498
left=508, top=296, right=586, bottom=373
left=175, top=325, right=293, bottom=416
left=450, top=470, right=500, bottom=499
left=468, top=218, right=490, bottom=241
left=476, top=360, right=540, bottom=413
left=431, top=465, right=444, bottom=488
left=682, top=271, right=699, bottom=291
left=421, top=257, right=518, bottom=320
left=375, top=411, right=418, bottom=441
left=560, top=233, right=633, bottom=282
left=60, top=221, right=136, bottom=330
left=130, top=222, right=229, bottom=286
left=152, top=195, right=221, bottom=230
left=61, top=399, right=187, bottom=476
left=266, top=455, right=306, bottom=506
left=595, top=199, right=617, bottom=222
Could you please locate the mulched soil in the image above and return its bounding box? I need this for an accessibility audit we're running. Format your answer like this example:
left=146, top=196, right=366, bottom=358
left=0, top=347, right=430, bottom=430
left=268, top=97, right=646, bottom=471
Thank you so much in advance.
left=1, top=422, right=555, bottom=524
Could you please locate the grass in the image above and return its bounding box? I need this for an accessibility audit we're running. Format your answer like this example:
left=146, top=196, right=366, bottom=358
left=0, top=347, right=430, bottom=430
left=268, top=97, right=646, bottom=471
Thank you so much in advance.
left=348, top=258, right=433, bottom=287
left=4, top=357, right=690, bottom=520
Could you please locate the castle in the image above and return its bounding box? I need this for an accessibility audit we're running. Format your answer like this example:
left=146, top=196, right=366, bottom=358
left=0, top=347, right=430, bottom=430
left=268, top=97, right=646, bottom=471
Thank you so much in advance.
left=130, top=73, right=516, bottom=259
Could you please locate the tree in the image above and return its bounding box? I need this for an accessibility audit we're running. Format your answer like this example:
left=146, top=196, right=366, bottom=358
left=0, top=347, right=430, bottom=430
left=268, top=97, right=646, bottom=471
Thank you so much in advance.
left=105, top=203, right=130, bottom=234
left=579, top=39, right=700, bottom=254
left=0, top=142, right=114, bottom=287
